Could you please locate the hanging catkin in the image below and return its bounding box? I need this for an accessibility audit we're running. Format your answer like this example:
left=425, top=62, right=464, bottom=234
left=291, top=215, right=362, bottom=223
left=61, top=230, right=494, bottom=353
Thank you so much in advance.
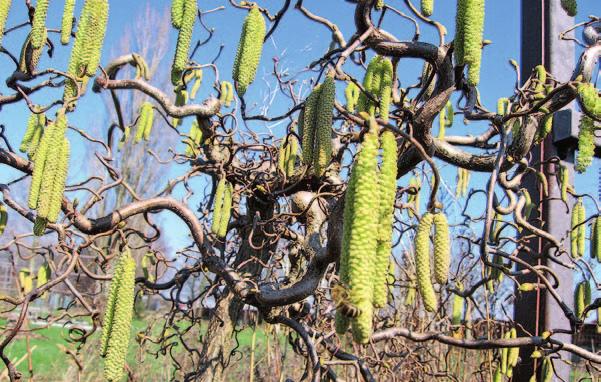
left=415, top=213, right=437, bottom=312
left=102, top=249, right=136, bottom=382
left=61, top=0, right=77, bottom=45
left=0, top=0, right=12, bottom=47
left=171, top=0, right=197, bottom=86
left=232, top=6, right=266, bottom=95
left=373, top=130, right=397, bottom=308
left=338, top=118, right=380, bottom=343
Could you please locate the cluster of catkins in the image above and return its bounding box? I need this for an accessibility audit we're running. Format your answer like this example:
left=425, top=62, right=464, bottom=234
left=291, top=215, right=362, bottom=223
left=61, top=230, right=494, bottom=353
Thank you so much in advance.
left=336, top=117, right=398, bottom=343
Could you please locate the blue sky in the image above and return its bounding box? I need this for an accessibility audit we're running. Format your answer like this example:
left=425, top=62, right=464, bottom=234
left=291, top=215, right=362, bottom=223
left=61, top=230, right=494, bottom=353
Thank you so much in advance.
left=0, top=0, right=598, bottom=255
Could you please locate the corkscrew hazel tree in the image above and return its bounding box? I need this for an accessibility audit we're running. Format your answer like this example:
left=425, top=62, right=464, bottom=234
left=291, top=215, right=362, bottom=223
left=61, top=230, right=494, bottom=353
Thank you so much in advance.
left=1, top=1, right=601, bottom=380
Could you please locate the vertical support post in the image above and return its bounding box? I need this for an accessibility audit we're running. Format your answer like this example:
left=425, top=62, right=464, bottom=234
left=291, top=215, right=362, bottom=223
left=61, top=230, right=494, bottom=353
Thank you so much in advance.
left=516, top=1, right=575, bottom=381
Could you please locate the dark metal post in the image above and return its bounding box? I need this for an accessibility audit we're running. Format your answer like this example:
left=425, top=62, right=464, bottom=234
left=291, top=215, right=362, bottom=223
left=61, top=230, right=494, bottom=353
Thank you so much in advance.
left=516, top=1, right=575, bottom=381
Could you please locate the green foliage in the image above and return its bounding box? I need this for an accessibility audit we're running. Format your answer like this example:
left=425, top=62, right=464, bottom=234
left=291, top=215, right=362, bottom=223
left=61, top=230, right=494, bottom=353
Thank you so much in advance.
left=232, top=6, right=266, bottom=95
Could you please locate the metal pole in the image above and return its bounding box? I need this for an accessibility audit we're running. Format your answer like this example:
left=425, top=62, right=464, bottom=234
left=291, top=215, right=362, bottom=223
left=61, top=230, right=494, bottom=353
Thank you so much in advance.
left=516, top=1, right=575, bottom=381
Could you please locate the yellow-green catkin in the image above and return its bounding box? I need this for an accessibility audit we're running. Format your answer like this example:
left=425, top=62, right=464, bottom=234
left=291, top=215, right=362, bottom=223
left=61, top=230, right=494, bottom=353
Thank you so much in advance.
left=433, top=212, right=450, bottom=285
left=189, top=69, right=203, bottom=99
left=232, top=6, right=266, bottom=96
left=533, top=65, right=546, bottom=95
left=541, top=357, right=553, bottom=382
left=211, top=178, right=233, bottom=238
left=28, top=111, right=69, bottom=225
left=19, top=269, right=33, bottom=294
left=576, top=115, right=595, bottom=173
left=593, top=217, right=601, bottom=262
left=0, top=0, right=11, bottom=47
left=30, top=0, right=49, bottom=49
left=574, top=280, right=591, bottom=318
left=103, top=251, right=136, bottom=382
left=357, top=56, right=382, bottom=114
left=36, top=262, right=50, bottom=287
left=18, top=31, right=44, bottom=75
left=559, top=164, right=569, bottom=203
left=171, top=0, right=197, bottom=86
left=454, top=0, right=466, bottom=65
left=20, top=112, right=46, bottom=158
left=61, top=0, right=76, bottom=45
left=63, top=0, right=109, bottom=109
left=300, top=85, right=320, bottom=166
left=375, top=0, right=384, bottom=10
left=336, top=155, right=358, bottom=334
left=171, top=0, right=185, bottom=29
left=415, top=213, right=437, bottom=312
left=570, top=198, right=586, bottom=258
left=508, top=328, right=519, bottom=369
left=577, top=82, right=600, bottom=119
left=343, top=118, right=380, bottom=343
left=345, top=81, right=360, bottom=113
left=560, top=0, right=577, bottom=16
left=218, top=182, right=233, bottom=238
left=34, top=114, right=68, bottom=223
left=421, top=0, right=434, bottom=16
left=211, top=177, right=226, bottom=236
left=0, top=203, right=7, bottom=235
left=101, top=251, right=126, bottom=356
left=373, top=130, right=398, bottom=308
left=219, top=81, right=234, bottom=108
left=455, top=0, right=485, bottom=85
left=47, top=137, right=70, bottom=223
left=379, top=58, right=393, bottom=123
left=172, top=88, right=188, bottom=127
left=135, top=102, right=154, bottom=143
left=184, top=120, right=203, bottom=157
left=278, top=135, right=298, bottom=177
left=313, top=76, right=335, bottom=176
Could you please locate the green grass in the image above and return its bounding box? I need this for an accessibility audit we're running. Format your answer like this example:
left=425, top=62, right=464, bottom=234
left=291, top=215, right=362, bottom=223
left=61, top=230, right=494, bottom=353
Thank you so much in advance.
left=1, top=317, right=282, bottom=381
